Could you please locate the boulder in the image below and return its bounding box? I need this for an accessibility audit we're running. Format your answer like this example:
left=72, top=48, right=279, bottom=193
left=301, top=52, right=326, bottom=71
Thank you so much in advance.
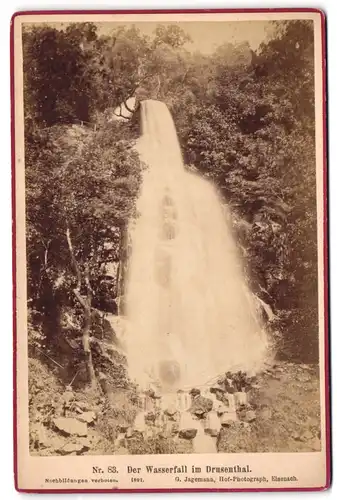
left=244, top=410, right=257, bottom=423
left=189, top=388, right=201, bottom=397
left=179, top=411, right=198, bottom=439
left=209, top=385, right=227, bottom=403
left=77, top=411, right=96, bottom=425
left=220, top=412, right=237, bottom=427
left=194, top=409, right=207, bottom=419
left=57, top=442, right=87, bottom=455
left=190, top=396, right=213, bottom=417
left=53, top=417, right=88, bottom=437
left=145, top=388, right=162, bottom=400
left=164, top=405, right=178, bottom=418
left=78, top=437, right=92, bottom=451
left=179, top=428, right=198, bottom=440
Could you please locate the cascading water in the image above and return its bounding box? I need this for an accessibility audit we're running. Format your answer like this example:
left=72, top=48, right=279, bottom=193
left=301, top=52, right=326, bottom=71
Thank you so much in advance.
left=125, top=99, right=268, bottom=393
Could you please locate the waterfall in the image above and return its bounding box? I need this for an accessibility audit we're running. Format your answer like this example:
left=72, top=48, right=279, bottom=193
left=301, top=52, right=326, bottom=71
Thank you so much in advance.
left=124, top=99, right=268, bottom=392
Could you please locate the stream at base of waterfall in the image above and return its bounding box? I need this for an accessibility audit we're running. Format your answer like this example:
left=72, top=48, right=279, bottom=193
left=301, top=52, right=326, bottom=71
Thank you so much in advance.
left=119, top=100, right=271, bottom=452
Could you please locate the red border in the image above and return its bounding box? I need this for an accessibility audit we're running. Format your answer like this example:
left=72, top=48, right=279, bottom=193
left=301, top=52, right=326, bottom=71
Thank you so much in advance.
left=10, top=8, right=330, bottom=494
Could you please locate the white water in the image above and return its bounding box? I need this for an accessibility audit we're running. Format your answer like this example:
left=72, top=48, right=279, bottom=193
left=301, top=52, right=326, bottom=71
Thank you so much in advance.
left=125, top=100, right=268, bottom=392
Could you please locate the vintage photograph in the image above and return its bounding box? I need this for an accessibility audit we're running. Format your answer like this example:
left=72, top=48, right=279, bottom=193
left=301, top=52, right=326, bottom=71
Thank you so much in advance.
left=18, top=14, right=324, bottom=462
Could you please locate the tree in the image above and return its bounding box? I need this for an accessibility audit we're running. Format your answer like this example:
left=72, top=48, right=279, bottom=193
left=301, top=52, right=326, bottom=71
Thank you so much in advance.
left=25, top=120, right=142, bottom=385
left=23, top=24, right=98, bottom=127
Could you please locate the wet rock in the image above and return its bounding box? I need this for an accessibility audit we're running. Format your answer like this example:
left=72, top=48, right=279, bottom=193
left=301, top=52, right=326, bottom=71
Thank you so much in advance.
left=179, top=428, right=198, bottom=440
left=53, top=417, right=88, bottom=437
left=189, top=388, right=201, bottom=397
left=193, top=409, right=207, bottom=419
left=190, top=395, right=213, bottom=416
left=179, top=411, right=198, bottom=439
left=145, top=388, right=162, bottom=400
left=77, top=411, right=96, bottom=425
left=164, top=405, right=178, bottom=418
left=210, top=384, right=225, bottom=395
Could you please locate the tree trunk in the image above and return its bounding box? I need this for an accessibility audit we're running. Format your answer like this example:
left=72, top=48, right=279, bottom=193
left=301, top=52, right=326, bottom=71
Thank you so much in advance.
left=82, top=299, right=97, bottom=388
left=116, top=226, right=129, bottom=315
left=66, top=227, right=97, bottom=388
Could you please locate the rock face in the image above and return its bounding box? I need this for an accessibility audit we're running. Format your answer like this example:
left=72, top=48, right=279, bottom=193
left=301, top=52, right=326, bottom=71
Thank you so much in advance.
left=53, top=417, right=88, bottom=437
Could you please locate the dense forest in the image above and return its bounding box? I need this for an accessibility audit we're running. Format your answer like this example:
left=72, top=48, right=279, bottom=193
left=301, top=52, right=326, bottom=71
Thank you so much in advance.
left=24, top=20, right=318, bottom=389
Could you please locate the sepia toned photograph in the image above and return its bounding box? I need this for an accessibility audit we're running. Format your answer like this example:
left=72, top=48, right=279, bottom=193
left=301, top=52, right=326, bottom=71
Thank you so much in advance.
left=12, top=10, right=328, bottom=492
